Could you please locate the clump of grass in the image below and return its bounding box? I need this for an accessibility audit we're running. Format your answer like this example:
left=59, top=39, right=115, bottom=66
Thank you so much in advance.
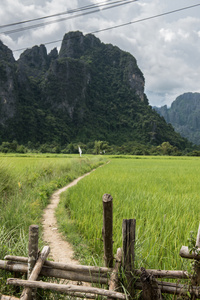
left=0, top=225, right=27, bottom=258
left=0, top=160, right=16, bottom=201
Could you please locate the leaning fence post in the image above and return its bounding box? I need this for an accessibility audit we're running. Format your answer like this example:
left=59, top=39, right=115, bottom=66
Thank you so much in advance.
left=102, top=194, right=113, bottom=268
left=122, top=219, right=136, bottom=299
left=28, top=225, right=39, bottom=300
left=20, top=246, right=50, bottom=300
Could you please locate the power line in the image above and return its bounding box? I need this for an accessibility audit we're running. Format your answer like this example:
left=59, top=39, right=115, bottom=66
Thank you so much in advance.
left=13, top=3, right=200, bottom=53
left=0, top=0, right=137, bottom=35
left=91, top=3, right=200, bottom=33
left=0, top=0, right=132, bottom=29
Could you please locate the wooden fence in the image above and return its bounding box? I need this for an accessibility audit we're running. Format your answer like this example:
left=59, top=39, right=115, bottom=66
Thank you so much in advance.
left=1, top=193, right=200, bottom=299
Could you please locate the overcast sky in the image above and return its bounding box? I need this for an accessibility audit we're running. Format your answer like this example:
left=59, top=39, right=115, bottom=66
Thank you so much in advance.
left=0, top=0, right=200, bottom=107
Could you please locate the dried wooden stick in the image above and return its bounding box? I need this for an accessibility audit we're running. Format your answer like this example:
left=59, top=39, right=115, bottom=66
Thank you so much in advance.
left=0, top=260, right=108, bottom=284
left=134, top=269, right=190, bottom=279
left=0, top=296, right=19, bottom=300
left=4, top=255, right=111, bottom=275
left=7, top=279, right=127, bottom=300
left=180, top=246, right=200, bottom=260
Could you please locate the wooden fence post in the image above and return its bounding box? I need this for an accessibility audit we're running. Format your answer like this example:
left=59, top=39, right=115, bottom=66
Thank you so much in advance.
left=122, top=219, right=136, bottom=299
left=108, top=248, right=122, bottom=300
left=140, top=267, right=162, bottom=300
left=102, top=194, right=113, bottom=268
left=191, top=224, right=200, bottom=299
left=28, top=225, right=39, bottom=300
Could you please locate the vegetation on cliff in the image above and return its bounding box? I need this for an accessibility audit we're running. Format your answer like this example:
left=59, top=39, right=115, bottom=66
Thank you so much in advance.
left=0, top=31, right=191, bottom=153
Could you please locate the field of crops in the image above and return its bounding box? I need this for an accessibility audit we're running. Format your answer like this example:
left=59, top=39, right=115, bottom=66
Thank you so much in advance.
left=1, top=154, right=200, bottom=298
left=0, top=153, right=105, bottom=296
left=0, top=154, right=105, bottom=239
left=57, top=156, right=200, bottom=272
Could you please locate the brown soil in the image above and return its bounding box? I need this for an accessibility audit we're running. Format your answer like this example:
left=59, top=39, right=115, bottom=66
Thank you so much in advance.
left=42, top=170, right=94, bottom=264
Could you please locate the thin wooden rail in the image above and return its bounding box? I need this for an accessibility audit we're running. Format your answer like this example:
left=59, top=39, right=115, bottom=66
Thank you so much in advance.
left=7, top=279, right=127, bottom=300
left=0, top=260, right=109, bottom=284
left=0, top=296, right=19, bottom=300
left=4, top=255, right=111, bottom=275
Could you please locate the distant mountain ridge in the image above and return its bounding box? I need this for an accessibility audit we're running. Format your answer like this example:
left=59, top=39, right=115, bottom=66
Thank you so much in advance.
left=0, top=31, right=189, bottom=149
left=154, top=92, right=200, bottom=145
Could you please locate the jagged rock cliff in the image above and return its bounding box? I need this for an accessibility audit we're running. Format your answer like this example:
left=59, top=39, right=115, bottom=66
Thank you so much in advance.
left=0, top=41, right=17, bottom=125
left=0, top=31, right=189, bottom=148
left=154, top=92, right=200, bottom=145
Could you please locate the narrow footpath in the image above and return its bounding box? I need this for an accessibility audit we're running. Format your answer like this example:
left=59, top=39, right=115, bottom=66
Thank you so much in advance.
left=42, top=170, right=94, bottom=264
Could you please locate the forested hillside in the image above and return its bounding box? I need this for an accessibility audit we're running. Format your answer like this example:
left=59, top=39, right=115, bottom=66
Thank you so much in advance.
left=0, top=31, right=190, bottom=152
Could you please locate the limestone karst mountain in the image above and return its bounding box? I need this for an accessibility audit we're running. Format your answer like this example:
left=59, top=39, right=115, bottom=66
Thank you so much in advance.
left=154, top=92, right=200, bottom=145
left=0, top=31, right=188, bottom=149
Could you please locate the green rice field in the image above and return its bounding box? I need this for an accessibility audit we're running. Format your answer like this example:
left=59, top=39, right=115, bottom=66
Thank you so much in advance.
left=0, top=154, right=105, bottom=263
left=57, top=156, right=200, bottom=272
left=1, top=154, right=200, bottom=298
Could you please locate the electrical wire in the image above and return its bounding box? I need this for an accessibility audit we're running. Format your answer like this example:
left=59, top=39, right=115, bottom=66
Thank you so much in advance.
left=91, top=3, right=200, bottom=34
left=12, top=3, right=200, bottom=53
left=0, top=0, right=137, bottom=35
left=0, top=0, right=133, bottom=29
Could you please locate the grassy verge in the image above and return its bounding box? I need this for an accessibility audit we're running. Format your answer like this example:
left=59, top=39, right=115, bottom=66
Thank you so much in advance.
left=0, top=154, right=106, bottom=297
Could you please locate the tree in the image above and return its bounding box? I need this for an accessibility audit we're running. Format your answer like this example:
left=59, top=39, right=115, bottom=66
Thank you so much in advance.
left=156, top=142, right=179, bottom=155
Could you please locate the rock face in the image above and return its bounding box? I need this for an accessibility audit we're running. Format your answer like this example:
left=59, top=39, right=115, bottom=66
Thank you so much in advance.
left=0, top=41, right=17, bottom=125
left=0, top=31, right=188, bottom=148
left=154, top=93, right=200, bottom=145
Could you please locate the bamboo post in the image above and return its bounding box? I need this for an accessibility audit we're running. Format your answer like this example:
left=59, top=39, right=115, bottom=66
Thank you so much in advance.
left=102, top=194, right=113, bottom=268
left=20, top=246, right=50, bottom=300
left=122, top=219, right=136, bottom=299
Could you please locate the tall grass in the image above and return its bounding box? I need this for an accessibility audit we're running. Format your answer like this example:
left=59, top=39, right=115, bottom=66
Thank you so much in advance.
left=0, top=154, right=105, bottom=296
left=57, top=156, right=200, bottom=272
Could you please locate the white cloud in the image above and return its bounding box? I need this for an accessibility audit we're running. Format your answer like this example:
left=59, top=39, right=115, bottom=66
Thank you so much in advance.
left=159, top=28, right=176, bottom=42
left=0, top=0, right=200, bottom=107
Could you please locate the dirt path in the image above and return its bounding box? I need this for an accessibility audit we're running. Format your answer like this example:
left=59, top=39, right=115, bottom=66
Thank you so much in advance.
left=42, top=170, right=94, bottom=264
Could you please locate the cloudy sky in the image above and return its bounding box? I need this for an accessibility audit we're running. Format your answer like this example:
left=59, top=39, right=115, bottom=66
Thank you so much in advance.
left=0, top=0, right=200, bottom=107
